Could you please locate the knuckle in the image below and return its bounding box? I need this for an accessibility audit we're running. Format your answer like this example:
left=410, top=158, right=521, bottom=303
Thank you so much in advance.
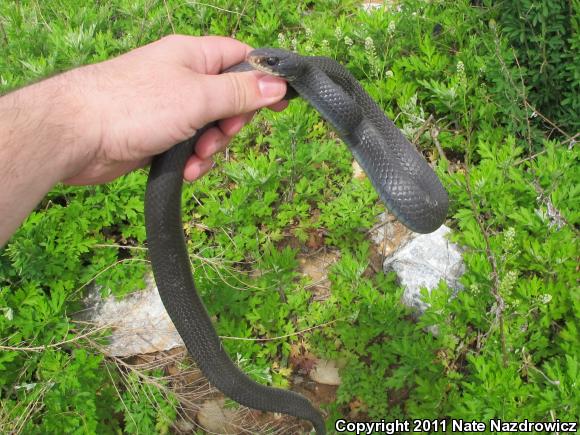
left=226, top=73, right=248, bottom=114
left=160, top=34, right=180, bottom=45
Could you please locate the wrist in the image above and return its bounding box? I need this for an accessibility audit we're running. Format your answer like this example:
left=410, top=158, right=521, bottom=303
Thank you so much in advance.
left=46, top=68, right=102, bottom=181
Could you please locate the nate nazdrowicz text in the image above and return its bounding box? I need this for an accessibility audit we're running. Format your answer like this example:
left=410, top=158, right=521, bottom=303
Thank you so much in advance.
left=334, top=418, right=578, bottom=434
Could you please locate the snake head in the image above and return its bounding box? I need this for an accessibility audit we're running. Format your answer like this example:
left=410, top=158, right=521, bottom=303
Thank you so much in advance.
left=247, top=48, right=305, bottom=80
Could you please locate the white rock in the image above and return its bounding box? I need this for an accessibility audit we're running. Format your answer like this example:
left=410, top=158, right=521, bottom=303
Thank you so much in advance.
left=77, top=275, right=183, bottom=356
left=383, top=225, right=464, bottom=313
left=197, top=399, right=238, bottom=434
left=310, top=359, right=341, bottom=385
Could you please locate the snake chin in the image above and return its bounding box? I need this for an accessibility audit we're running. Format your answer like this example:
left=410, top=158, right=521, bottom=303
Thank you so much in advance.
left=247, top=58, right=285, bottom=77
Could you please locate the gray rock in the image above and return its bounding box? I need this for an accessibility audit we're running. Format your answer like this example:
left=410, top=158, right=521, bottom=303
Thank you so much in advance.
left=79, top=222, right=463, bottom=358
left=383, top=225, right=464, bottom=313
left=197, top=399, right=238, bottom=434
left=77, top=275, right=183, bottom=356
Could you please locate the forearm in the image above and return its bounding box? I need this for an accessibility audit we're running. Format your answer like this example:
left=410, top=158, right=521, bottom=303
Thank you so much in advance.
left=0, top=72, right=91, bottom=246
left=0, top=36, right=287, bottom=247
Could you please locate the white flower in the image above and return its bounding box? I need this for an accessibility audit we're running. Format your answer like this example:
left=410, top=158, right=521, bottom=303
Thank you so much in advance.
left=277, top=33, right=286, bottom=47
left=499, top=270, right=518, bottom=294
left=456, top=60, right=467, bottom=86
left=364, top=36, right=374, bottom=51
left=503, top=227, right=516, bottom=250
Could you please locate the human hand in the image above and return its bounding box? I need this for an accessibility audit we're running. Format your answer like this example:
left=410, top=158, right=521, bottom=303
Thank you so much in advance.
left=62, top=35, right=288, bottom=184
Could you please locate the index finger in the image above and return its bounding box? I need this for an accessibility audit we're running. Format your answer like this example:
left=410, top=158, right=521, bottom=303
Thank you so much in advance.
left=158, top=35, right=253, bottom=74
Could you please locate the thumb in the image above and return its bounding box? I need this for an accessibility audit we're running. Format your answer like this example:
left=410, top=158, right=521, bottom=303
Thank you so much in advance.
left=196, top=71, right=287, bottom=125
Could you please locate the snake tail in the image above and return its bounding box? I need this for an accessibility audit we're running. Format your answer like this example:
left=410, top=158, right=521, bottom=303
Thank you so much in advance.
left=145, top=132, right=325, bottom=434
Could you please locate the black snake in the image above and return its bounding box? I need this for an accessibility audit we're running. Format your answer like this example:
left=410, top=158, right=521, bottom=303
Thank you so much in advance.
left=144, top=48, right=448, bottom=434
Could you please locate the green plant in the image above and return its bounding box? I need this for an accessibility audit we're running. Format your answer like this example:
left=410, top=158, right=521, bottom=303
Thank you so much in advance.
left=496, top=0, right=580, bottom=134
left=1, top=0, right=577, bottom=433
left=115, top=370, right=177, bottom=435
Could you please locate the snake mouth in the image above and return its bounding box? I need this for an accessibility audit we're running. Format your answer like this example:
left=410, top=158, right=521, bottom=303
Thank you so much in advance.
left=247, top=55, right=298, bottom=81
left=247, top=55, right=283, bottom=76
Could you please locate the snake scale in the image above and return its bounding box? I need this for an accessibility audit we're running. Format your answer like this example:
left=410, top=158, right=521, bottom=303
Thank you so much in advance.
left=144, top=48, right=448, bottom=434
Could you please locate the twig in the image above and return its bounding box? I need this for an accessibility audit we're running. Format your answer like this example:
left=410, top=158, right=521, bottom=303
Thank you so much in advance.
left=0, top=324, right=111, bottom=352
left=550, top=410, right=561, bottom=435
left=220, top=319, right=338, bottom=342
left=3, top=378, right=52, bottom=434
left=162, top=0, right=176, bottom=34
left=463, top=163, right=508, bottom=367
left=0, top=18, right=8, bottom=46
left=523, top=100, right=571, bottom=140
left=409, top=114, right=448, bottom=162
left=92, top=243, right=148, bottom=250
left=513, top=149, right=548, bottom=166
left=231, top=0, right=250, bottom=37
left=136, top=0, right=155, bottom=45
left=66, top=257, right=150, bottom=301
left=430, top=124, right=448, bottom=162
left=510, top=131, right=578, bottom=166
left=511, top=52, right=534, bottom=157
left=564, top=132, right=579, bottom=148
left=366, top=214, right=394, bottom=234
left=185, top=0, right=245, bottom=15
left=412, top=114, right=434, bottom=143
left=530, top=365, right=560, bottom=386
left=103, top=360, right=138, bottom=430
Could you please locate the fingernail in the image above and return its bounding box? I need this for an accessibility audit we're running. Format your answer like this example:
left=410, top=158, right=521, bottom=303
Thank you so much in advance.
left=258, top=75, right=286, bottom=98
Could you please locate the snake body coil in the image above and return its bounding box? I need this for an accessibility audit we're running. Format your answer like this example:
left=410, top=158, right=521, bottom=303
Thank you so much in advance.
left=145, top=49, right=448, bottom=434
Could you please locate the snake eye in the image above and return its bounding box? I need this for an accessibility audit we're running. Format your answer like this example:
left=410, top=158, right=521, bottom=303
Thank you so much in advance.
left=265, top=56, right=279, bottom=66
